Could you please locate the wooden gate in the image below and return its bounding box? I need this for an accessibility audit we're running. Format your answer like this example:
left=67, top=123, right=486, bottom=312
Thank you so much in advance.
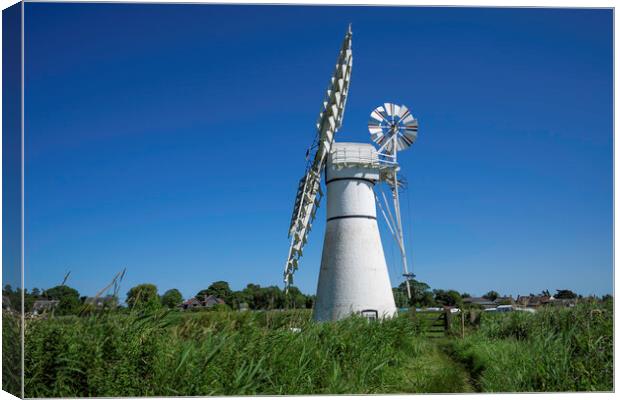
left=416, top=310, right=448, bottom=338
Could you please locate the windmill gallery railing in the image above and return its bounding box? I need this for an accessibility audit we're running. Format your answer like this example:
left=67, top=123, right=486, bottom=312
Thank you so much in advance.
left=330, top=144, right=379, bottom=169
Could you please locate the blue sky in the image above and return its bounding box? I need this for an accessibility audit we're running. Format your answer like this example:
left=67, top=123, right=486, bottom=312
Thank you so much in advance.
left=22, top=4, right=612, bottom=299
left=3, top=2, right=22, bottom=291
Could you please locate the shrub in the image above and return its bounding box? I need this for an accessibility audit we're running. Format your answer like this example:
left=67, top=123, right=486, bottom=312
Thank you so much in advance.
left=447, top=302, right=612, bottom=392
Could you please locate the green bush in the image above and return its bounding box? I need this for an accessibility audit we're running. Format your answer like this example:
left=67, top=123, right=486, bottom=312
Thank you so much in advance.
left=446, top=302, right=612, bottom=392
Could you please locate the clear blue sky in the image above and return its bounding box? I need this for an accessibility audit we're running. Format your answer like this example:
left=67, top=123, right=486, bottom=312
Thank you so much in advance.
left=3, top=2, right=22, bottom=292
left=22, top=4, right=612, bottom=300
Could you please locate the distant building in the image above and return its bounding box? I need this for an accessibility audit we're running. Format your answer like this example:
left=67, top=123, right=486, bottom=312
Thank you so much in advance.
left=549, top=298, right=577, bottom=308
left=180, top=298, right=202, bottom=310
left=516, top=295, right=553, bottom=308
left=462, top=297, right=497, bottom=309
left=495, top=296, right=515, bottom=305
left=179, top=295, right=225, bottom=310
left=32, top=299, right=59, bottom=315
left=204, top=295, right=225, bottom=308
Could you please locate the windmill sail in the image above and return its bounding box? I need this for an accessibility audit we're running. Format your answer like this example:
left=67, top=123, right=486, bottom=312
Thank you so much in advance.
left=284, top=26, right=353, bottom=289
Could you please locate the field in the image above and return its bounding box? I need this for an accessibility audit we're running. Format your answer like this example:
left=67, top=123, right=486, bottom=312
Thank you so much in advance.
left=15, top=300, right=613, bottom=397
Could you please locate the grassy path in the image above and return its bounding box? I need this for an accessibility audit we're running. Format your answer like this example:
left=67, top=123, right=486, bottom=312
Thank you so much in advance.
left=434, top=338, right=480, bottom=393
left=401, top=337, right=475, bottom=393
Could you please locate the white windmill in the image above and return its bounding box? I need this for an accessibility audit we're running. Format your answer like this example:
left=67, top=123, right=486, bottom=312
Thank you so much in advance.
left=284, top=26, right=419, bottom=321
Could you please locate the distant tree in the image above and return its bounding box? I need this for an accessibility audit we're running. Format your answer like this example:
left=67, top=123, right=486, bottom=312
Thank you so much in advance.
left=161, top=289, right=183, bottom=309
left=44, top=285, right=81, bottom=315
left=392, top=288, right=409, bottom=308
left=461, top=292, right=471, bottom=299
left=126, top=284, right=160, bottom=311
left=433, top=289, right=462, bottom=307
left=399, top=279, right=435, bottom=307
left=483, top=290, right=499, bottom=302
left=555, top=289, right=577, bottom=299
left=24, top=289, right=36, bottom=313
left=245, top=283, right=261, bottom=292
left=263, top=286, right=285, bottom=309
left=601, top=294, right=612, bottom=303
left=419, top=291, right=436, bottom=307
left=3, top=285, right=21, bottom=312
left=229, top=290, right=251, bottom=310
left=305, top=295, right=316, bottom=309
left=244, top=286, right=284, bottom=310
left=241, top=284, right=261, bottom=309
left=197, top=281, right=233, bottom=305
left=222, top=283, right=313, bottom=310
left=285, top=286, right=307, bottom=309
left=542, top=289, right=551, bottom=297
left=450, top=290, right=464, bottom=306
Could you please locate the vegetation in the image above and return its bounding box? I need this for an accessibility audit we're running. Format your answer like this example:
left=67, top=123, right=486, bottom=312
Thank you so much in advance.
left=2, top=311, right=21, bottom=397
left=126, top=283, right=161, bottom=312
left=555, top=289, right=577, bottom=299
left=432, top=289, right=463, bottom=307
left=20, top=298, right=612, bottom=396
left=6, top=281, right=613, bottom=395
left=4, top=280, right=316, bottom=314
left=482, top=290, right=499, bottom=301
left=7, top=279, right=571, bottom=315
left=160, top=289, right=183, bottom=309
left=43, top=285, right=82, bottom=315
left=444, top=299, right=613, bottom=392
left=23, top=310, right=472, bottom=397
left=392, top=280, right=466, bottom=308
left=196, top=281, right=233, bottom=304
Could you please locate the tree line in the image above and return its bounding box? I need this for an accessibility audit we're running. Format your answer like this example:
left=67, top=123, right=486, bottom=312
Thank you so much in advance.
left=391, top=280, right=609, bottom=309
left=126, top=281, right=316, bottom=312
left=2, top=281, right=315, bottom=315
left=3, top=279, right=610, bottom=316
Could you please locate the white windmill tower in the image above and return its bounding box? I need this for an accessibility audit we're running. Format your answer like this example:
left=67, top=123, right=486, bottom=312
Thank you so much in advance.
left=284, top=26, right=419, bottom=321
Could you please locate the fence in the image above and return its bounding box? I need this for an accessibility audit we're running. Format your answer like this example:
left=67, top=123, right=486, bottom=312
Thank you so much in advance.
left=412, top=309, right=482, bottom=339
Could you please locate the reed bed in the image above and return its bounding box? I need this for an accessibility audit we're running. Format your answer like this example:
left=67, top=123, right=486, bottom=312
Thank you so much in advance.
left=22, top=301, right=613, bottom=396
left=444, top=301, right=613, bottom=392
left=24, top=309, right=469, bottom=397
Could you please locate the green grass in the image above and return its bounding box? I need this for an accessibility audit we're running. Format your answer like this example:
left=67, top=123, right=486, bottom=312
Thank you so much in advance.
left=24, top=309, right=469, bottom=397
left=2, top=311, right=22, bottom=397
left=22, top=302, right=613, bottom=396
left=444, top=301, right=613, bottom=392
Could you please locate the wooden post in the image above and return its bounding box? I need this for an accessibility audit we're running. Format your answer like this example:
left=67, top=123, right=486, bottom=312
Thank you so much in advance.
left=461, top=310, right=465, bottom=339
